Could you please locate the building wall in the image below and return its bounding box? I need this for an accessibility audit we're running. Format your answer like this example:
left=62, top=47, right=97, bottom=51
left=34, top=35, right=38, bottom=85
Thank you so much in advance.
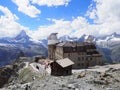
left=51, top=61, right=72, bottom=76
left=48, top=45, right=56, bottom=60
left=55, top=46, right=63, bottom=60
left=48, top=43, right=103, bottom=69
left=94, top=56, right=103, bottom=65
left=63, top=52, right=78, bottom=68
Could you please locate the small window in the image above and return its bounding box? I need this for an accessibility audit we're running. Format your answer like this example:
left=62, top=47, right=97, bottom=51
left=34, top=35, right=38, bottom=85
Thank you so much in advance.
left=90, top=57, right=92, bottom=60
left=77, top=63, right=80, bottom=66
left=86, top=57, right=88, bottom=60
left=82, top=57, right=84, bottom=60
left=78, top=57, right=80, bottom=61
left=68, top=53, right=70, bottom=57
left=73, top=48, right=76, bottom=51
left=81, top=63, right=84, bottom=66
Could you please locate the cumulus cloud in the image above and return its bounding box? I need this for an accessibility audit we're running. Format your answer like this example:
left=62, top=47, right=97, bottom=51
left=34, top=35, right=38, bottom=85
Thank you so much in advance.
left=31, top=0, right=71, bottom=7
left=86, top=0, right=120, bottom=35
left=30, top=0, right=120, bottom=39
left=30, top=17, right=97, bottom=39
left=12, top=0, right=41, bottom=18
left=12, top=0, right=71, bottom=18
left=1, top=0, right=120, bottom=40
left=0, top=6, right=28, bottom=37
left=30, top=19, right=72, bottom=39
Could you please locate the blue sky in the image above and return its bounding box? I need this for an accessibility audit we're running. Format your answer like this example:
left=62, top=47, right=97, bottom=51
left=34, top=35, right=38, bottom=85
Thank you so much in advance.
left=0, top=0, right=91, bottom=30
left=0, top=0, right=120, bottom=39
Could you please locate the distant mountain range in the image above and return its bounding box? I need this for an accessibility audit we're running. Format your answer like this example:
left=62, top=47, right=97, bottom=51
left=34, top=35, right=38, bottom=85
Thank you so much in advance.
left=0, top=30, right=47, bottom=66
left=59, top=32, right=120, bottom=63
left=0, top=30, right=120, bottom=66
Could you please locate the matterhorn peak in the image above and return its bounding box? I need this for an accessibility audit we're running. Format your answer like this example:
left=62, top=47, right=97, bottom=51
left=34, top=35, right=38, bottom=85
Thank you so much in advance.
left=15, top=30, right=30, bottom=40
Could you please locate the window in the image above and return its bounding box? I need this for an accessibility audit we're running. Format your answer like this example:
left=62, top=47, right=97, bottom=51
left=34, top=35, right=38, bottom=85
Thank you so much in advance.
left=78, top=57, right=81, bottom=61
left=90, top=57, right=92, bottom=60
left=82, top=57, right=84, bottom=60
left=68, top=53, right=70, bottom=57
left=86, top=57, right=88, bottom=60
left=77, top=63, right=80, bottom=66
left=81, top=63, right=84, bottom=66
left=73, top=48, right=76, bottom=51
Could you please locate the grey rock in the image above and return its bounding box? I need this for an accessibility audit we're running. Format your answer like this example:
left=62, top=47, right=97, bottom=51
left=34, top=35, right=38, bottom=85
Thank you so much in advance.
left=67, top=84, right=75, bottom=89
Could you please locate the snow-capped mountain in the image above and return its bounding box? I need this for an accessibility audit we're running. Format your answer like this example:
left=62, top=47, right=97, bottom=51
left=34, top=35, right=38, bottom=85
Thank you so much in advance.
left=97, top=32, right=120, bottom=42
left=0, top=30, right=47, bottom=66
left=96, top=32, right=120, bottom=48
left=0, top=30, right=31, bottom=44
left=59, top=32, right=120, bottom=63
left=59, top=32, right=120, bottom=49
left=0, top=30, right=47, bottom=46
left=14, top=30, right=31, bottom=43
left=59, top=34, right=97, bottom=43
left=59, top=35, right=78, bottom=41
left=0, top=30, right=120, bottom=66
left=78, top=34, right=97, bottom=43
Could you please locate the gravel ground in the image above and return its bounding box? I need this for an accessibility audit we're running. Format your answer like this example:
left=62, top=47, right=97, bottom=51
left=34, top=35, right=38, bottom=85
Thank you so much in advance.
left=0, top=64, right=120, bottom=90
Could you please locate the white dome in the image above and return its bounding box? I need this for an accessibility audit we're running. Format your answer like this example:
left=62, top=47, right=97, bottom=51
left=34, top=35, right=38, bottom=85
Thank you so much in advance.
left=48, top=33, right=58, bottom=40
left=48, top=33, right=59, bottom=45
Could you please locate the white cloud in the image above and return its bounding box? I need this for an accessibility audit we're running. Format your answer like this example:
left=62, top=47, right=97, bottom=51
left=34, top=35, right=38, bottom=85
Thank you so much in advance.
left=30, top=17, right=97, bottom=39
left=31, top=0, right=71, bottom=7
left=0, top=6, right=28, bottom=37
left=12, top=0, right=71, bottom=18
left=30, top=19, right=73, bottom=39
left=1, top=0, right=120, bottom=40
left=86, top=0, right=120, bottom=35
left=30, top=0, right=120, bottom=39
left=12, top=0, right=41, bottom=18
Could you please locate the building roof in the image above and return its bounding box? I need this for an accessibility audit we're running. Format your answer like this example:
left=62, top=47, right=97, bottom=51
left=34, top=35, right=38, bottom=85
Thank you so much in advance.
left=56, top=41, right=94, bottom=47
left=56, top=58, right=74, bottom=68
left=56, top=42, right=66, bottom=46
left=57, top=41, right=76, bottom=47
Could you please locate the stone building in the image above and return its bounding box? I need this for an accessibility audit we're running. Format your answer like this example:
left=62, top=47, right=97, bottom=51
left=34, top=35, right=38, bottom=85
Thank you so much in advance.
left=48, top=33, right=103, bottom=69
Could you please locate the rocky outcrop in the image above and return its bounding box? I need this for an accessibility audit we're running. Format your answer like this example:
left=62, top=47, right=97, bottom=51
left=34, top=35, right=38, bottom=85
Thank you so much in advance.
left=0, top=65, right=17, bottom=88
left=0, top=64, right=120, bottom=90
left=0, top=58, right=120, bottom=90
left=87, top=68, right=120, bottom=89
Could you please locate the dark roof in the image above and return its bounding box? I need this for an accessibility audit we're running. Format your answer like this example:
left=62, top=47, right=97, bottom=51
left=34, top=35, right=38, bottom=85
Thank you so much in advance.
left=56, top=42, right=66, bottom=46
left=56, top=41, right=94, bottom=47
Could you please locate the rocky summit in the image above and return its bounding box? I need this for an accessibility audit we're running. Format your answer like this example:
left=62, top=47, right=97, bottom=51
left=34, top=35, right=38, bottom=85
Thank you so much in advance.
left=0, top=57, right=120, bottom=90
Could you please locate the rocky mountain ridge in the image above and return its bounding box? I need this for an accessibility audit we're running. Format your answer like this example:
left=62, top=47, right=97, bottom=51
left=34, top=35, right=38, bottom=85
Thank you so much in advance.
left=60, top=32, right=120, bottom=63
left=0, top=30, right=47, bottom=66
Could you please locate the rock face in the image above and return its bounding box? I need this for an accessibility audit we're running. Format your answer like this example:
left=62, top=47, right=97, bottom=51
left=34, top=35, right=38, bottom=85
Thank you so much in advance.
left=0, top=63, right=120, bottom=90
left=0, top=56, right=48, bottom=88
left=0, top=65, right=17, bottom=88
